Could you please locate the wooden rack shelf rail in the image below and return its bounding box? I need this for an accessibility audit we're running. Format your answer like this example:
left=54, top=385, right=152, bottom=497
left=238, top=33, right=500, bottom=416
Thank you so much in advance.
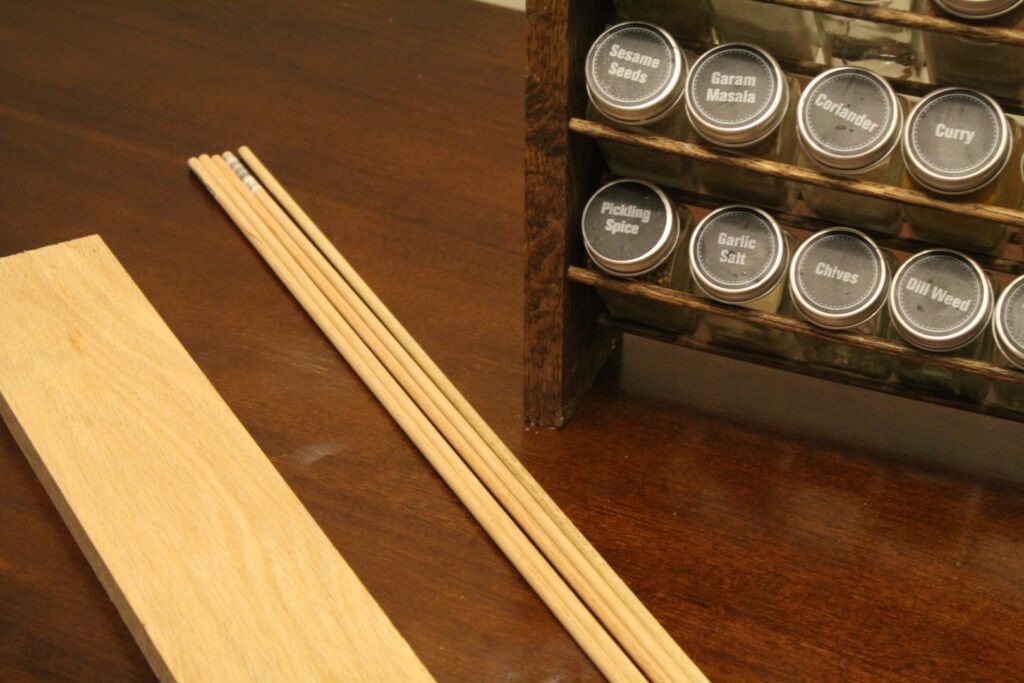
left=751, top=0, right=1024, bottom=45
left=571, top=118, right=1024, bottom=230
left=569, top=265, right=1024, bottom=386
left=600, top=314, right=1024, bottom=423
left=673, top=37, right=1024, bottom=116
left=665, top=187, right=1024, bottom=274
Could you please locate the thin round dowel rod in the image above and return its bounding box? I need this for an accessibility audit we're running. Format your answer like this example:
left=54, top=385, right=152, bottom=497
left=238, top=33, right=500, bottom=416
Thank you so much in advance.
left=193, top=155, right=646, bottom=683
left=237, top=147, right=708, bottom=683
left=222, top=154, right=684, bottom=683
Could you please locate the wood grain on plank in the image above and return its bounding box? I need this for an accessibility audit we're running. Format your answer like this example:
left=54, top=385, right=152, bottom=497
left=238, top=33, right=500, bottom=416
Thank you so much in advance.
left=0, top=236, right=434, bottom=682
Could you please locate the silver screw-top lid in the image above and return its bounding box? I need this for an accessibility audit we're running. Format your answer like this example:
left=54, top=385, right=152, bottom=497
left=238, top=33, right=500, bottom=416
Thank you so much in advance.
left=902, top=87, right=1012, bottom=195
left=933, top=0, right=1023, bottom=19
left=585, top=22, right=687, bottom=125
left=889, top=249, right=993, bottom=352
left=789, top=228, right=890, bottom=329
left=582, top=179, right=680, bottom=276
left=993, top=274, right=1024, bottom=369
left=797, top=67, right=902, bottom=172
left=689, top=205, right=788, bottom=303
left=684, top=43, right=788, bottom=147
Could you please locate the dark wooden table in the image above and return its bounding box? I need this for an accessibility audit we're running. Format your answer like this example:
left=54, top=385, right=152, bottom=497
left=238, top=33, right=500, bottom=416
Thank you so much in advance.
left=2, top=1, right=1024, bottom=681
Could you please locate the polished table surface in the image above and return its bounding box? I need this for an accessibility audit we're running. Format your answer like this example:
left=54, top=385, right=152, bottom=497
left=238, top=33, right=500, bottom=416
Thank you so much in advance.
left=3, top=1, right=1024, bottom=681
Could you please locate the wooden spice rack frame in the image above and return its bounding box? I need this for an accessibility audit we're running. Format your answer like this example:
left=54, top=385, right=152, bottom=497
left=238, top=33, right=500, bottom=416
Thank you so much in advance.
left=524, top=0, right=1024, bottom=427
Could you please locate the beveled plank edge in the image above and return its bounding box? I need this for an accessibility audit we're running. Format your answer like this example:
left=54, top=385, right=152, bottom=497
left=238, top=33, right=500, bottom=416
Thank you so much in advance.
left=570, top=118, right=1024, bottom=230
left=567, top=265, right=1024, bottom=385
left=755, top=0, right=1024, bottom=46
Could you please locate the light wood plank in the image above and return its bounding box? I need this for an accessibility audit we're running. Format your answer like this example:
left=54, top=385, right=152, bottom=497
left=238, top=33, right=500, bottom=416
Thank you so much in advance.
left=0, top=235, right=434, bottom=682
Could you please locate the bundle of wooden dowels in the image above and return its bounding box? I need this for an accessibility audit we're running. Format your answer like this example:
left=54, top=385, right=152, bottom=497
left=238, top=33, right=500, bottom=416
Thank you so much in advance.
left=188, top=149, right=708, bottom=683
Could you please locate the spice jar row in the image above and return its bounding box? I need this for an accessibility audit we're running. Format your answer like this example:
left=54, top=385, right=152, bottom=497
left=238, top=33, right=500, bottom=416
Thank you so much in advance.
left=582, top=178, right=1024, bottom=403
left=613, top=0, right=1024, bottom=99
left=585, top=22, right=1024, bottom=255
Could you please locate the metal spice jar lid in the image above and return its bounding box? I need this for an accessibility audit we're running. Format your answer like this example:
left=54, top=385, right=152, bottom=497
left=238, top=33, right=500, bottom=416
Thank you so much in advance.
left=581, top=179, right=681, bottom=276
left=585, top=22, right=687, bottom=125
left=889, top=249, right=993, bottom=352
left=684, top=43, right=788, bottom=147
left=993, top=274, right=1024, bottom=369
left=789, top=228, right=890, bottom=329
left=689, top=205, right=788, bottom=303
left=933, top=0, right=1024, bottom=19
left=797, top=66, right=902, bottom=172
left=902, top=87, right=1012, bottom=195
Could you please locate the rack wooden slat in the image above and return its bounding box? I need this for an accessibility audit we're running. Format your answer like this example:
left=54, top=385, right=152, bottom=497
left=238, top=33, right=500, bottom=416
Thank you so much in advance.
left=673, top=37, right=1024, bottom=117
left=601, top=315, right=1024, bottom=422
left=568, top=265, right=1024, bottom=386
left=664, top=187, right=1024, bottom=275
left=571, top=118, right=1024, bottom=229
left=751, top=0, right=1024, bottom=45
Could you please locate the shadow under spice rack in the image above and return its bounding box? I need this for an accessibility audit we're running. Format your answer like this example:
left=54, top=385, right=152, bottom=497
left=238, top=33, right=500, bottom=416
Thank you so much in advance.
left=524, top=0, right=1024, bottom=427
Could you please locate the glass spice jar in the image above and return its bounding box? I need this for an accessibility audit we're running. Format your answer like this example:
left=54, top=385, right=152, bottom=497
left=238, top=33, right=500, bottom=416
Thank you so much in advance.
left=789, top=228, right=894, bottom=379
left=688, top=204, right=795, bottom=355
left=797, top=66, right=907, bottom=234
left=889, top=249, right=994, bottom=401
left=709, top=0, right=825, bottom=63
left=902, top=87, right=1023, bottom=254
left=582, top=178, right=696, bottom=332
left=917, top=0, right=1024, bottom=102
left=822, top=0, right=924, bottom=80
left=992, top=274, right=1024, bottom=410
left=585, top=22, right=701, bottom=191
left=613, top=0, right=714, bottom=43
left=684, top=43, right=801, bottom=210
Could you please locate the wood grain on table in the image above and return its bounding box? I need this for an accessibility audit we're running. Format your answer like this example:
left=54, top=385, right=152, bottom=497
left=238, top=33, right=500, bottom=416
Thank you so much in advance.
left=2, top=1, right=1024, bottom=681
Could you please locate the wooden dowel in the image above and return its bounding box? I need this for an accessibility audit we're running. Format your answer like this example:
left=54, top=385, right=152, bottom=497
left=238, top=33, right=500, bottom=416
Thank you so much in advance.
left=221, top=152, right=701, bottom=683
left=236, top=147, right=709, bottom=683
left=191, top=155, right=646, bottom=683
left=570, top=118, right=1024, bottom=231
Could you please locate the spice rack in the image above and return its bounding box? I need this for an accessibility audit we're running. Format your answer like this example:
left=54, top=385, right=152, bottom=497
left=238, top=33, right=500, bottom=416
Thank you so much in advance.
left=524, top=0, right=1024, bottom=427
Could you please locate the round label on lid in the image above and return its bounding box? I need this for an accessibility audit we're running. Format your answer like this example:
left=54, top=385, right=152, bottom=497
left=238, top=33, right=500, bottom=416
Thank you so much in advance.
left=791, top=229, right=886, bottom=328
left=798, top=67, right=899, bottom=171
left=586, top=23, right=684, bottom=124
left=994, top=275, right=1024, bottom=368
left=685, top=44, right=784, bottom=146
left=582, top=179, right=676, bottom=276
left=904, top=88, right=1009, bottom=194
left=890, top=250, right=992, bottom=351
left=689, top=205, right=785, bottom=302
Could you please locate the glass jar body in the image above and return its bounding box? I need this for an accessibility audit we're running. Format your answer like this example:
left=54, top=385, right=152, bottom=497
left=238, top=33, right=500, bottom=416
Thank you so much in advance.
left=710, top=0, right=825, bottom=62
left=796, top=309, right=893, bottom=379
left=613, top=0, right=714, bottom=42
left=695, top=76, right=801, bottom=210
left=891, top=327, right=993, bottom=401
left=918, top=0, right=1024, bottom=101
left=587, top=100, right=702, bottom=193
left=695, top=279, right=798, bottom=357
left=595, top=216, right=696, bottom=332
left=904, top=122, right=1023, bottom=255
left=823, top=0, right=923, bottom=80
left=798, top=148, right=905, bottom=234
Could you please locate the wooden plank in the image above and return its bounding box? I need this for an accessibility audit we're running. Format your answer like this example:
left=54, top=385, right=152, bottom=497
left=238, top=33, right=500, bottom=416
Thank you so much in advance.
left=0, top=236, right=433, bottom=682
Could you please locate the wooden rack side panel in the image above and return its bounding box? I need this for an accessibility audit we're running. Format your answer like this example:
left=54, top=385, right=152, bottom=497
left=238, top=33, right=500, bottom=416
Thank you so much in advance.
left=525, top=0, right=616, bottom=427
